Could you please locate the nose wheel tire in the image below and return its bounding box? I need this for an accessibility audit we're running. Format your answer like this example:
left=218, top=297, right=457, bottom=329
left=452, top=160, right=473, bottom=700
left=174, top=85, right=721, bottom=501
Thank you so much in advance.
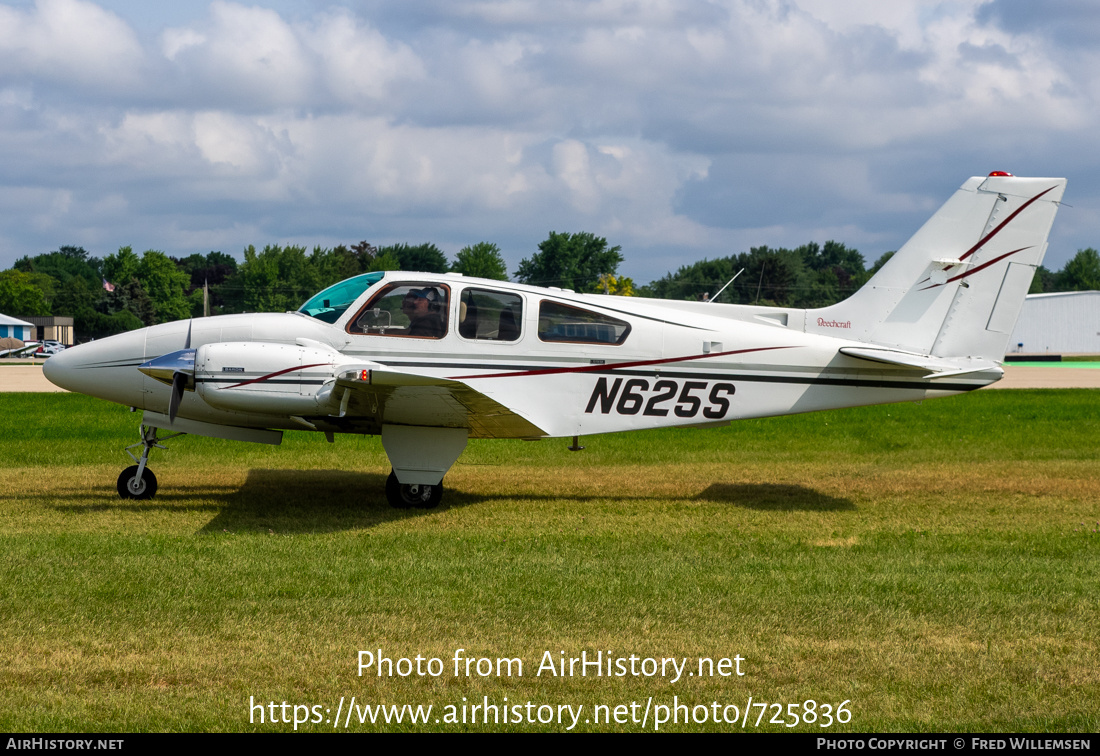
left=386, top=470, right=442, bottom=509
left=117, top=465, right=158, bottom=500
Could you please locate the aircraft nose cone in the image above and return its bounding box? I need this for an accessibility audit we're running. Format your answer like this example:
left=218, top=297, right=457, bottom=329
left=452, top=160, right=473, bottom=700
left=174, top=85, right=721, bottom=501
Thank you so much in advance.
left=42, top=330, right=148, bottom=406
left=40, top=346, right=72, bottom=388
left=41, top=343, right=87, bottom=390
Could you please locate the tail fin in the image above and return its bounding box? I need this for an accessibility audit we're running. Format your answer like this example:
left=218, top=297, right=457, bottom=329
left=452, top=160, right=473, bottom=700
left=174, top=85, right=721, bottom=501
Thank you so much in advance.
left=808, top=174, right=1066, bottom=362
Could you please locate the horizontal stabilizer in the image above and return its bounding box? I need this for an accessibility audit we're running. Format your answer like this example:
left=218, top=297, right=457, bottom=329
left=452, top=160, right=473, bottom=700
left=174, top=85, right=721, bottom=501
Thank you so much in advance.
left=839, top=346, right=1000, bottom=379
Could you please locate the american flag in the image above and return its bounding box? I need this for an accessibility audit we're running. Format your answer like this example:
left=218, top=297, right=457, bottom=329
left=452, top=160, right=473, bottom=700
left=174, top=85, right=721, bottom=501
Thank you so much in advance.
left=102, top=278, right=115, bottom=293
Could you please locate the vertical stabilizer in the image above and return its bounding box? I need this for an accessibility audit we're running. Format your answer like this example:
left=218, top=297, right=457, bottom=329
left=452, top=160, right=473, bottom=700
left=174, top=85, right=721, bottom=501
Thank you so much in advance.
left=807, top=175, right=1066, bottom=362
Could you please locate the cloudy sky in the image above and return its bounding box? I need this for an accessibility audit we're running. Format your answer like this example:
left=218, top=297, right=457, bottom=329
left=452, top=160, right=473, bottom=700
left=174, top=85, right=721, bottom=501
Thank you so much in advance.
left=1, top=0, right=1097, bottom=283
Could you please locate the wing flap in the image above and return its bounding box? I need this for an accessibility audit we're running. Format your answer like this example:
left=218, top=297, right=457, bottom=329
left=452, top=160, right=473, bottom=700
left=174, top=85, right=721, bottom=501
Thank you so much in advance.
left=332, top=368, right=547, bottom=438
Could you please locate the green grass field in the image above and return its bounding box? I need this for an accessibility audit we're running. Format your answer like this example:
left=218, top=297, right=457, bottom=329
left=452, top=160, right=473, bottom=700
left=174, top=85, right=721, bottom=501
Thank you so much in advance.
left=1, top=390, right=1097, bottom=732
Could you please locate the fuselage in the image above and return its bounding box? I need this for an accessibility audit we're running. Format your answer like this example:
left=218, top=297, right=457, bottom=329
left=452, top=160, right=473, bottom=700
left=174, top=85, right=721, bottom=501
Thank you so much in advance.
left=44, top=271, right=997, bottom=440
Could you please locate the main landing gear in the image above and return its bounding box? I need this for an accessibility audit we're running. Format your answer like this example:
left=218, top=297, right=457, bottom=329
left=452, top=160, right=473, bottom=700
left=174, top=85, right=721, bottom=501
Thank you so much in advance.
left=380, top=425, right=465, bottom=511
left=117, top=425, right=183, bottom=500
left=385, top=470, right=443, bottom=509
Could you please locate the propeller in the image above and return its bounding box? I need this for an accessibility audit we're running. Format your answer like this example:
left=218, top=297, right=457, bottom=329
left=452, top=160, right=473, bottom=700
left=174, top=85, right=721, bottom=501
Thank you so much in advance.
left=137, top=324, right=196, bottom=424
left=169, top=370, right=188, bottom=422
left=166, top=320, right=194, bottom=421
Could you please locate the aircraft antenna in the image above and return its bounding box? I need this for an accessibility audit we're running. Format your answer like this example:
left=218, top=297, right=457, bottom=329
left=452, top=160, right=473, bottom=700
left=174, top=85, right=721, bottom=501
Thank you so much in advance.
left=708, top=268, right=744, bottom=303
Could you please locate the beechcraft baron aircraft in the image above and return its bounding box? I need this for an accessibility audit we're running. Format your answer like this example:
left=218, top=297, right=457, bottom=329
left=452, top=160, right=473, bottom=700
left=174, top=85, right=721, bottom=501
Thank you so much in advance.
left=45, top=173, right=1065, bottom=508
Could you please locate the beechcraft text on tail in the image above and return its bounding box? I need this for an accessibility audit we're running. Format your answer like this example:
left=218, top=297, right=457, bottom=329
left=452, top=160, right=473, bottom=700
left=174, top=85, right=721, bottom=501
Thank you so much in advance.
left=44, top=173, right=1067, bottom=509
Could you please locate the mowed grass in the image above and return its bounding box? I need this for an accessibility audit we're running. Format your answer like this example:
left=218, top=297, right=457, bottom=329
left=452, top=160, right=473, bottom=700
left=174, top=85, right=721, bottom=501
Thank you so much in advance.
left=0, top=391, right=1097, bottom=732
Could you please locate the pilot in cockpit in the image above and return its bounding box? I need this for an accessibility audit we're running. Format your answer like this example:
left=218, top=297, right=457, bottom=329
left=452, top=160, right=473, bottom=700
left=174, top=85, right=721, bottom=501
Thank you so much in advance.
left=401, top=287, right=446, bottom=338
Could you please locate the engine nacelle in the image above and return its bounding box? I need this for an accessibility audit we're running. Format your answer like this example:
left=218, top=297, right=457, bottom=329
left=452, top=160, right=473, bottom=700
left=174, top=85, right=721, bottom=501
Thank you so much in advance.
left=195, top=341, right=343, bottom=415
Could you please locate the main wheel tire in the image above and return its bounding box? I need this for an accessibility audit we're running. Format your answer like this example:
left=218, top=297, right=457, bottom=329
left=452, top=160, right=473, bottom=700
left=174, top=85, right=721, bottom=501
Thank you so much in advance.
left=117, top=465, right=157, bottom=500
left=385, top=470, right=443, bottom=509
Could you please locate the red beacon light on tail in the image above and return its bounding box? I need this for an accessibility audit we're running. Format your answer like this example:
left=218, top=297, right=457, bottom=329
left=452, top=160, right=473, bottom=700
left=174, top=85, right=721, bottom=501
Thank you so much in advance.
left=988, top=171, right=1014, bottom=177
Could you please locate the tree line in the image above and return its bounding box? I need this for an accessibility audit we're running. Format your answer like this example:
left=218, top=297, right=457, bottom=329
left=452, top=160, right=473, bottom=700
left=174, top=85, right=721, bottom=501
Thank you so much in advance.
left=2, top=233, right=1099, bottom=342
left=640, top=244, right=1100, bottom=307
left=2, top=241, right=508, bottom=340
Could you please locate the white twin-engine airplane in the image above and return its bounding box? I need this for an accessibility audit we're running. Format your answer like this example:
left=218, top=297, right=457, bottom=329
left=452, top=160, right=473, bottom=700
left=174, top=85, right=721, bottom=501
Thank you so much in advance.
left=45, top=173, right=1065, bottom=509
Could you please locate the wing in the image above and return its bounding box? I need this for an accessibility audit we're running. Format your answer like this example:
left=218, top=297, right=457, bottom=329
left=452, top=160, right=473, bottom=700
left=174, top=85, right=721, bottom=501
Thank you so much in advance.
left=329, top=367, right=548, bottom=439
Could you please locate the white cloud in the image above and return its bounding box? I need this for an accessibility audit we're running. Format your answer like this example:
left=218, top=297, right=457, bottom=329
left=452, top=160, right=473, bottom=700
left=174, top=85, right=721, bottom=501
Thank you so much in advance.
left=0, top=0, right=1098, bottom=280
left=158, top=3, right=427, bottom=110
left=161, top=27, right=205, bottom=60
left=193, top=111, right=289, bottom=176
left=552, top=139, right=598, bottom=210
left=302, top=9, right=425, bottom=103
left=0, top=0, right=144, bottom=90
left=451, top=0, right=697, bottom=27
left=161, top=1, right=314, bottom=108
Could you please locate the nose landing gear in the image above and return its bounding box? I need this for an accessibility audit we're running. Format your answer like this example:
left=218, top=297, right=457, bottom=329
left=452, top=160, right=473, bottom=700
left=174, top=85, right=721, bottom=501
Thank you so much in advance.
left=117, top=425, right=184, bottom=500
left=117, top=464, right=157, bottom=499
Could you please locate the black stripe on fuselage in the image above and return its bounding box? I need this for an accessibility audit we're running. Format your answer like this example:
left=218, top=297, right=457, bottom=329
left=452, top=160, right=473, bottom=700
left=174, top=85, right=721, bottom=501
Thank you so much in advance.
left=77, top=359, right=146, bottom=369
left=192, top=364, right=981, bottom=392
left=373, top=360, right=986, bottom=393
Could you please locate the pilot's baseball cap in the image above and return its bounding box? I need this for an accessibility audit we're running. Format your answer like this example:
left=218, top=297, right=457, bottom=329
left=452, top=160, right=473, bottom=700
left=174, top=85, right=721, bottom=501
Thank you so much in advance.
left=406, top=287, right=441, bottom=302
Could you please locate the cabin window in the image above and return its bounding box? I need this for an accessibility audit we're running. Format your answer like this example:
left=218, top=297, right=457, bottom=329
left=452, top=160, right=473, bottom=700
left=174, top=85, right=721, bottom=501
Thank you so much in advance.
left=457, top=289, right=523, bottom=341
left=348, top=283, right=450, bottom=339
left=298, top=272, right=385, bottom=323
left=537, top=301, right=631, bottom=345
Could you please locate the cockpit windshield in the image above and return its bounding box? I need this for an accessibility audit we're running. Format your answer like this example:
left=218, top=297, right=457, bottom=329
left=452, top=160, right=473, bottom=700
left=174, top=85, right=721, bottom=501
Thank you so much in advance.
left=298, top=272, right=386, bottom=323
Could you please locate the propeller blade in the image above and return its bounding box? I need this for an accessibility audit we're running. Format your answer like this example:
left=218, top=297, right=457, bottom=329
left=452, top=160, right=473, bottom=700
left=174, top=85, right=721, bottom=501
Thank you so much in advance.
left=184, top=319, right=192, bottom=349
left=169, top=370, right=187, bottom=422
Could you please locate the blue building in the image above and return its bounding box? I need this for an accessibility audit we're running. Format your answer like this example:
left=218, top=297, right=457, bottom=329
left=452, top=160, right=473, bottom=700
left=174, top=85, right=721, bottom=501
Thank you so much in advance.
left=0, top=314, right=34, bottom=341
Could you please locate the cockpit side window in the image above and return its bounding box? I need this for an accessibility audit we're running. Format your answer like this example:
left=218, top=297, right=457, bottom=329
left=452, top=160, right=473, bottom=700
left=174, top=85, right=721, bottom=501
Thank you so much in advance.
left=348, top=283, right=450, bottom=339
left=458, top=288, right=523, bottom=341
left=537, top=301, right=631, bottom=345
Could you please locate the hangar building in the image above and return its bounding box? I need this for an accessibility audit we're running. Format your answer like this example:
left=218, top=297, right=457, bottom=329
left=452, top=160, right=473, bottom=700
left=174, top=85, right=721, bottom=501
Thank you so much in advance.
left=0, top=313, right=34, bottom=341
left=1008, top=291, right=1100, bottom=355
left=19, top=315, right=74, bottom=345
